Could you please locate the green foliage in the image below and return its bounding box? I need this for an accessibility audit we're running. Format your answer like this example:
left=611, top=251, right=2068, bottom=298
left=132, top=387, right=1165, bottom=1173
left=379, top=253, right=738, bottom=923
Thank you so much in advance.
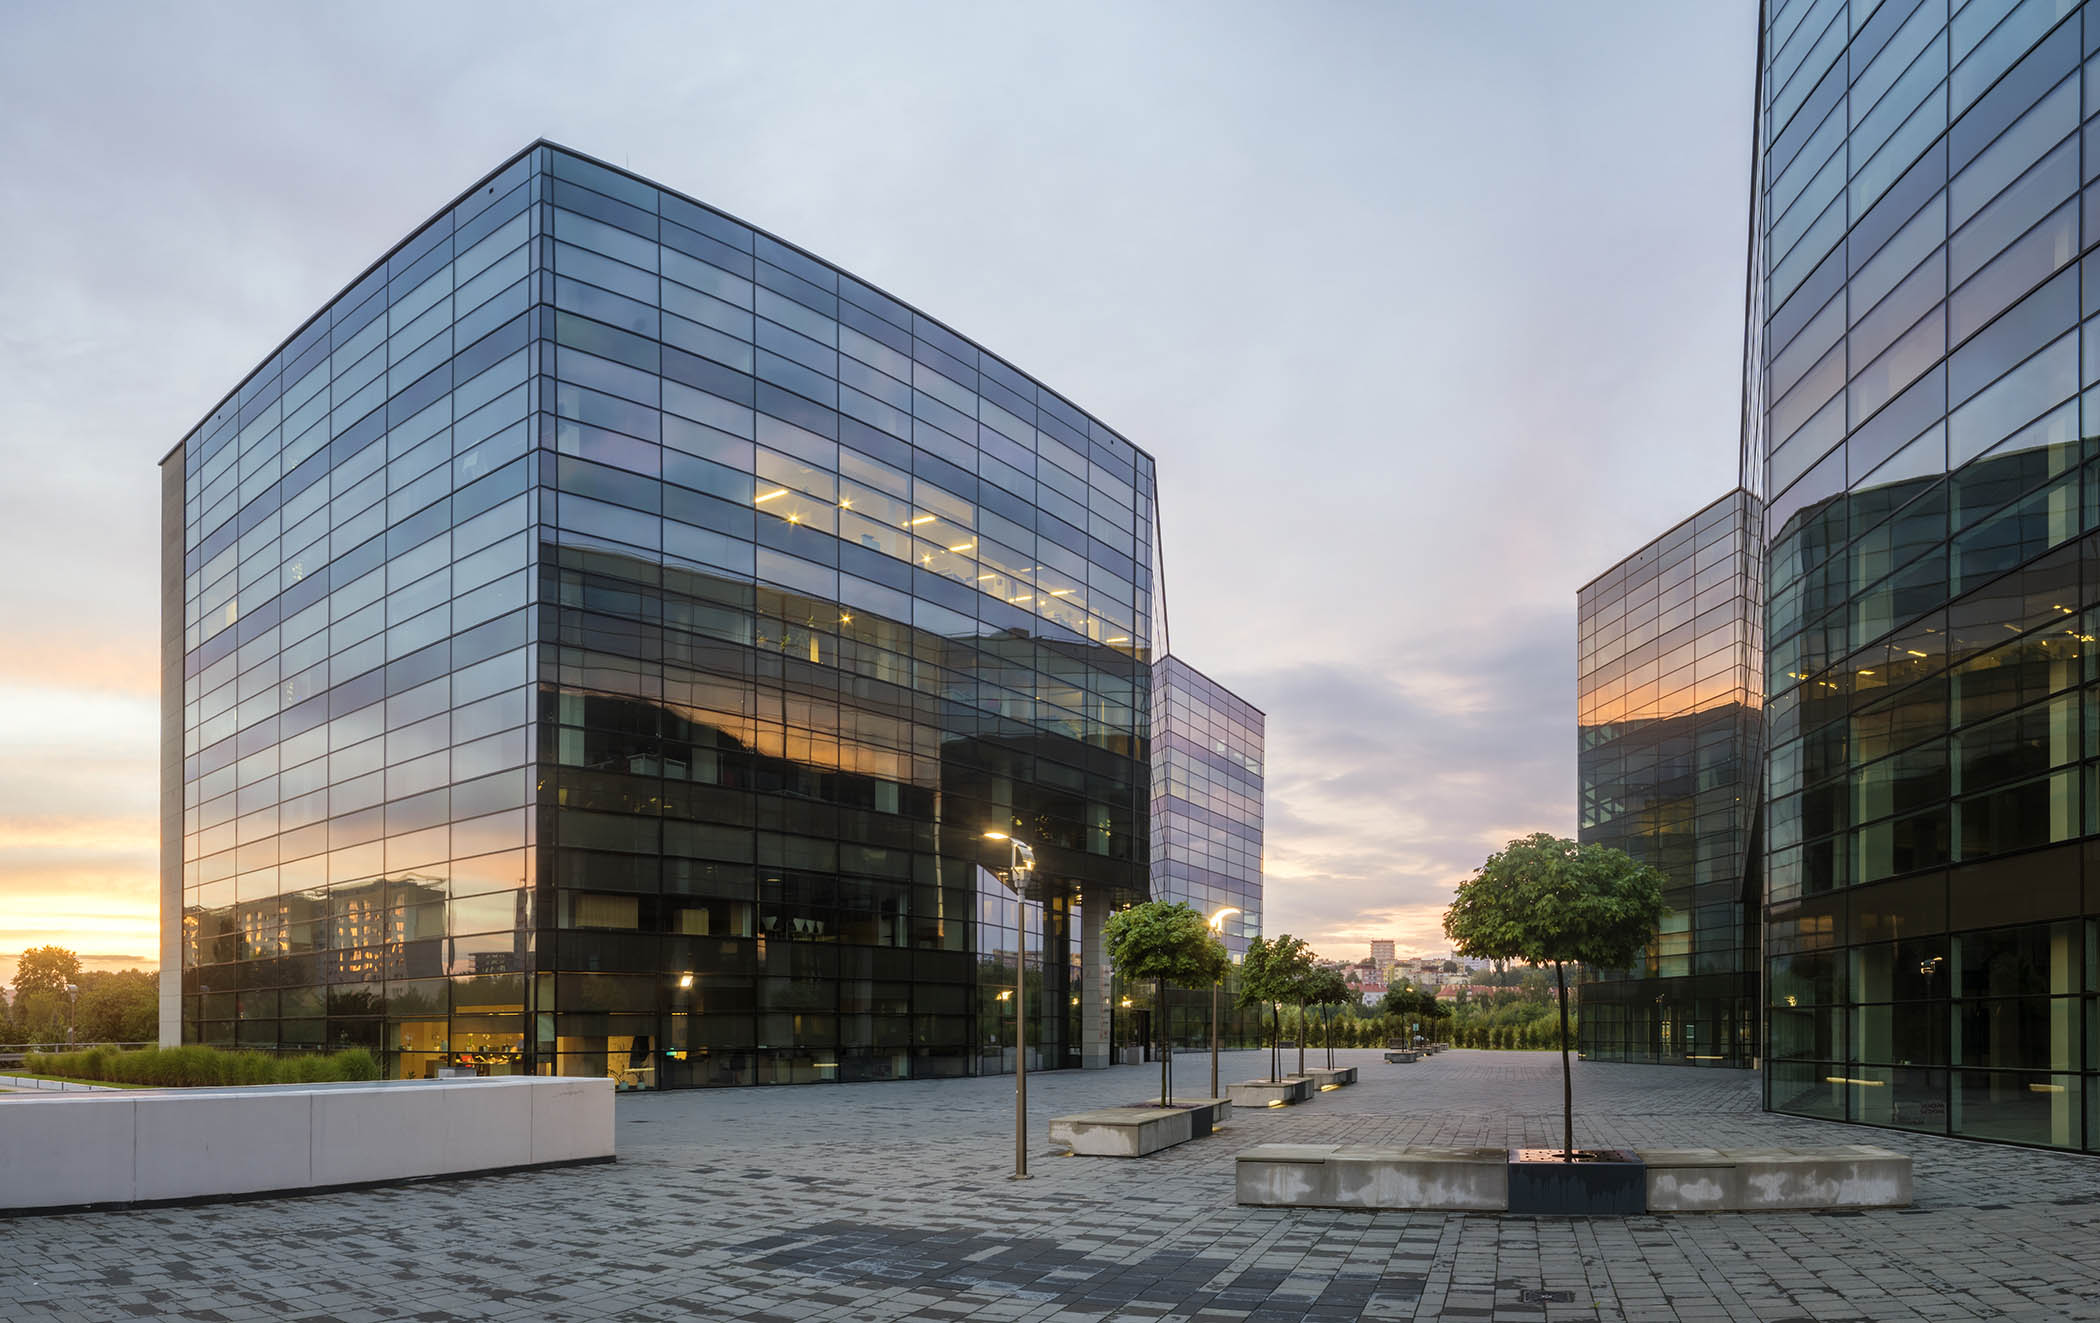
left=8, top=988, right=68, bottom=1044
left=75, top=970, right=158, bottom=1042
left=1305, top=965, right=1351, bottom=1009
left=1235, top=934, right=1313, bottom=1012
left=25, top=1045, right=381, bottom=1087
left=1442, top=833, right=1666, bottom=970
left=1237, top=934, right=1315, bottom=1080
left=12, top=945, right=81, bottom=999
left=1103, top=901, right=1228, bottom=1105
left=1446, top=832, right=1660, bottom=1155
left=1102, top=901, right=1229, bottom=989
left=1447, top=994, right=1572, bottom=1050
left=1378, top=981, right=1448, bottom=1025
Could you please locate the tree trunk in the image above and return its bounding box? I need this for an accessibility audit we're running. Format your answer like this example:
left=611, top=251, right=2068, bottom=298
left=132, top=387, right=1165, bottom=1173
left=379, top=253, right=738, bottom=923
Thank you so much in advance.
left=1556, top=959, right=1574, bottom=1160
left=1296, top=1010, right=1305, bottom=1078
left=1324, top=1006, right=1333, bottom=1068
left=1159, top=976, right=1170, bottom=1106
left=1270, top=1002, right=1280, bottom=1081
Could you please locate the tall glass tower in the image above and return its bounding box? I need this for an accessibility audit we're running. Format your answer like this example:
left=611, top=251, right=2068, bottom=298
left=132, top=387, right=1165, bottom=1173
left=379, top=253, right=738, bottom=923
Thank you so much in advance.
left=161, top=142, right=1179, bottom=1088
left=1754, top=0, right=2099, bottom=1148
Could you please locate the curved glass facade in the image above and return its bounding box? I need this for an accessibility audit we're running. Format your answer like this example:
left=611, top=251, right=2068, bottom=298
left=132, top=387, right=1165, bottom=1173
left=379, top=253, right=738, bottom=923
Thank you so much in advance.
left=1755, top=0, right=2100, bottom=1146
left=162, top=142, right=1165, bottom=1087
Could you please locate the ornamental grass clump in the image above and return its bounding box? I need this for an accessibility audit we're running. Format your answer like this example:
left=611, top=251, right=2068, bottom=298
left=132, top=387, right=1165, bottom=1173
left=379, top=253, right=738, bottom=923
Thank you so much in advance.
left=26, top=1044, right=381, bottom=1087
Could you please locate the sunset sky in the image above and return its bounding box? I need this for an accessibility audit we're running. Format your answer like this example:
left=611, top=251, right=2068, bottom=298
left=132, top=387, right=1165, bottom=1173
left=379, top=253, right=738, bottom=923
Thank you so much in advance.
left=0, top=3, right=1754, bottom=983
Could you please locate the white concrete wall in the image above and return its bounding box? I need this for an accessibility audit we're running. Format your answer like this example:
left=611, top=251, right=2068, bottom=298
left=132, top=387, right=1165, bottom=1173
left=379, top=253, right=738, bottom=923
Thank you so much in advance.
left=0, top=1075, right=612, bottom=1213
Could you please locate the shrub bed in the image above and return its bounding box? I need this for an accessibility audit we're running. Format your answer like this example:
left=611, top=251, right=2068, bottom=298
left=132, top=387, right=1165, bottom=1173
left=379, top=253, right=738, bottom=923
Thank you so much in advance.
left=23, top=1045, right=380, bottom=1087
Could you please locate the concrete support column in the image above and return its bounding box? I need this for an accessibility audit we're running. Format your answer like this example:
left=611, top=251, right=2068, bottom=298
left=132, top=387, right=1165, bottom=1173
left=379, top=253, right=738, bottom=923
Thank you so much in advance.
left=158, top=450, right=186, bottom=1048
left=1081, top=902, right=1111, bottom=1069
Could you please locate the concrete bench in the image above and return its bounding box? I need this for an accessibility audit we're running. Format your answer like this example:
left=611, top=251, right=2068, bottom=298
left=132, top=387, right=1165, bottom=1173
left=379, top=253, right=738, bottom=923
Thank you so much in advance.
left=0, top=1076, right=613, bottom=1214
left=1048, top=1106, right=1192, bottom=1157
left=1237, top=1143, right=1508, bottom=1210
left=1227, top=1077, right=1312, bottom=1108
left=1304, top=1067, right=1356, bottom=1090
left=1641, top=1145, right=1911, bottom=1211
left=1383, top=1050, right=1419, bottom=1064
left=1142, top=1096, right=1231, bottom=1135
left=1235, top=1143, right=1913, bottom=1213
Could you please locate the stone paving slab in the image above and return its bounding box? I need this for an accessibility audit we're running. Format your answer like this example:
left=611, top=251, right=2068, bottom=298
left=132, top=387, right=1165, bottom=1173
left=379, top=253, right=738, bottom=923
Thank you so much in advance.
left=1, top=1049, right=2097, bottom=1321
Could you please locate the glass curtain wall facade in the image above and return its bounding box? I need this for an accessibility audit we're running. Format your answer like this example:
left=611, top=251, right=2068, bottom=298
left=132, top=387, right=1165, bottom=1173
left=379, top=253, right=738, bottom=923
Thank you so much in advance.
left=1149, top=656, right=1264, bottom=955
left=163, top=141, right=1162, bottom=1088
left=1577, top=491, right=1766, bottom=1068
left=1141, top=656, right=1264, bottom=1054
left=1754, top=0, right=2100, bottom=1148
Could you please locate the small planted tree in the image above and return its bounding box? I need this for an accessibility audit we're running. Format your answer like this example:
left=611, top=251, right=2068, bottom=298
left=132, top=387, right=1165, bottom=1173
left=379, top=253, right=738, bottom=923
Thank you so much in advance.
left=1103, top=901, right=1228, bottom=1107
left=1236, top=934, right=1313, bottom=1082
left=1308, top=966, right=1351, bottom=1068
left=1283, top=954, right=1327, bottom=1078
left=1443, top=832, right=1665, bottom=1161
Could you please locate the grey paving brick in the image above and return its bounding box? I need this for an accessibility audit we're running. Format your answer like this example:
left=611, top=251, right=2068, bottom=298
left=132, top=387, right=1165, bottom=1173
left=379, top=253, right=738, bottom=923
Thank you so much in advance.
left=2, top=1050, right=2097, bottom=1321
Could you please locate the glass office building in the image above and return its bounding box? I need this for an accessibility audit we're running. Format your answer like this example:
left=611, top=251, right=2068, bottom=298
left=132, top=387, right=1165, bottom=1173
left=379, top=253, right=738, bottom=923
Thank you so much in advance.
left=1149, top=655, right=1264, bottom=956
left=1576, top=491, right=1765, bottom=1068
left=1752, top=0, right=2100, bottom=1147
left=161, top=141, right=1169, bottom=1088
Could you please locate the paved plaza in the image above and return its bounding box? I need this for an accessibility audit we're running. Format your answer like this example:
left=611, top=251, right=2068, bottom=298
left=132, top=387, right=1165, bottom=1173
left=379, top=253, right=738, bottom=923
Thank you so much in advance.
left=3, top=1049, right=2099, bottom=1322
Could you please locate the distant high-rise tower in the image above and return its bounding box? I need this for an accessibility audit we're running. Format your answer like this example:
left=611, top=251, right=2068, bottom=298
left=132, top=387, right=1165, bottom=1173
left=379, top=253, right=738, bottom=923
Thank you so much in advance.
left=1369, top=939, right=1396, bottom=965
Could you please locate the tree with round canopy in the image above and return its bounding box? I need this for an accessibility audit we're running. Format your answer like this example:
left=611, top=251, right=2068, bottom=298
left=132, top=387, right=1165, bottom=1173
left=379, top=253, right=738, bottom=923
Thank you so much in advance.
left=1102, top=901, right=1229, bottom=1106
left=1306, top=965, right=1352, bottom=1068
left=1235, top=933, right=1313, bottom=1083
left=1443, top=832, right=1665, bottom=1161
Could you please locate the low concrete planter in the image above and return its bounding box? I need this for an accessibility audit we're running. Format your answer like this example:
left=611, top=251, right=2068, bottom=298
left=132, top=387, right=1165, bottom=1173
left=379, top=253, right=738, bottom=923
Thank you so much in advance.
left=1048, top=1106, right=1191, bottom=1157
left=1383, top=1050, right=1420, bottom=1064
left=1237, top=1143, right=1508, bottom=1211
left=1304, top=1067, right=1356, bottom=1090
left=1236, top=1143, right=1913, bottom=1214
left=1228, top=1077, right=1312, bottom=1108
left=1142, top=1096, right=1232, bottom=1136
left=0, top=1076, right=613, bottom=1214
left=1642, top=1145, right=1912, bottom=1211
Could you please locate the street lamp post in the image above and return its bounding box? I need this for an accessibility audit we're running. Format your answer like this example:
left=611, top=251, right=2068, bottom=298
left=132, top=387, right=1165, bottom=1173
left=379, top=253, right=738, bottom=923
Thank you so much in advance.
left=985, top=831, right=1036, bottom=1180
left=1207, top=907, right=1240, bottom=1100
left=65, top=982, right=79, bottom=1047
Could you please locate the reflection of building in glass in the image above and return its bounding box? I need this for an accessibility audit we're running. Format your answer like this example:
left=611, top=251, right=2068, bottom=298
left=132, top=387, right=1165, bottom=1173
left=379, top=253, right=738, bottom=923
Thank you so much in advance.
left=1747, top=1, right=2100, bottom=1149
left=161, top=141, right=1207, bottom=1088
left=1149, top=656, right=1264, bottom=955
left=1576, top=491, right=1763, bottom=1068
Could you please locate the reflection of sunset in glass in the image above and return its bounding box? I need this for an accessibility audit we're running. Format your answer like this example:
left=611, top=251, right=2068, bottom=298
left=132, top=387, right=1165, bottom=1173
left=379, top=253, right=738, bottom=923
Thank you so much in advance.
left=1575, top=491, right=1762, bottom=1067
